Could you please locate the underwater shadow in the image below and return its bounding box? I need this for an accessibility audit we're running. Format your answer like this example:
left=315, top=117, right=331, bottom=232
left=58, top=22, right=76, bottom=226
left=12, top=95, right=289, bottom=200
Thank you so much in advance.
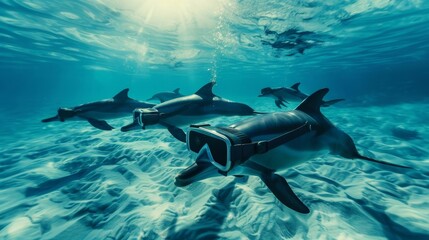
left=24, top=156, right=124, bottom=197
left=391, top=126, right=421, bottom=140
left=166, top=177, right=247, bottom=240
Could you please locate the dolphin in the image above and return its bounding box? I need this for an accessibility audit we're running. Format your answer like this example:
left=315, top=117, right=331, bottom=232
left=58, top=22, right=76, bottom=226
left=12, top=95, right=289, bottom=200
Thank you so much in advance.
left=147, top=88, right=184, bottom=103
left=42, top=89, right=155, bottom=130
left=259, top=82, right=344, bottom=108
left=175, top=88, right=411, bottom=214
left=262, top=27, right=327, bottom=55
left=121, top=82, right=260, bottom=141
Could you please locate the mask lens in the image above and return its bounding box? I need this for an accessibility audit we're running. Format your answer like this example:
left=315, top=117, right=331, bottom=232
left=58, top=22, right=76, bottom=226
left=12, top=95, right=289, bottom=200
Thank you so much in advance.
left=188, top=130, right=228, bottom=167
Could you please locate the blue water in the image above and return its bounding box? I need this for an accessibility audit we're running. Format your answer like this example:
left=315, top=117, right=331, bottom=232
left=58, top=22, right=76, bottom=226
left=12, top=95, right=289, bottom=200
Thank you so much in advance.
left=1, top=0, right=429, bottom=239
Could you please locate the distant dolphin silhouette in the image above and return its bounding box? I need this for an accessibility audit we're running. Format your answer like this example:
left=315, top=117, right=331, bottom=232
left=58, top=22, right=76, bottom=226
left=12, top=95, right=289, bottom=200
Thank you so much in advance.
left=42, top=89, right=155, bottom=130
left=262, top=27, right=326, bottom=55
left=121, top=82, right=261, bottom=141
left=147, top=88, right=184, bottom=103
left=259, top=82, right=344, bottom=108
left=176, top=88, right=411, bottom=214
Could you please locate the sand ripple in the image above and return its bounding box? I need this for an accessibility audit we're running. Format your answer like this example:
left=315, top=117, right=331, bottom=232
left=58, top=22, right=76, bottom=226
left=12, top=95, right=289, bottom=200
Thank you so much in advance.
left=0, top=103, right=428, bottom=239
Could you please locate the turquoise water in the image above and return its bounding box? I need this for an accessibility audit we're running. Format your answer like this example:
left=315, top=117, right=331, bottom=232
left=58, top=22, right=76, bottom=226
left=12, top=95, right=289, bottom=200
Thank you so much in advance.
left=1, top=0, right=429, bottom=239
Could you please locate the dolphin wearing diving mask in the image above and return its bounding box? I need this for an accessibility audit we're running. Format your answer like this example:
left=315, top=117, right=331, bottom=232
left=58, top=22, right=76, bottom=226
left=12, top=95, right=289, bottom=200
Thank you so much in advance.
left=176, top=88, right=411, bottom=214
left=121, top=82, right=262, bottom=141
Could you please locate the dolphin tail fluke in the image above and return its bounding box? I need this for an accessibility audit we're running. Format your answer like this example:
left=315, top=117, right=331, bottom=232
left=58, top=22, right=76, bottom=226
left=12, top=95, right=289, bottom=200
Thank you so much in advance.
left=261, top=173, right=310, bottom=214
left=86, top=118, right=114, bottom=131
left=42, top=115, right=58, bottom=123
left=322, top=98, right=345, bottom=107
left=355, top=154, right=412, bottom=169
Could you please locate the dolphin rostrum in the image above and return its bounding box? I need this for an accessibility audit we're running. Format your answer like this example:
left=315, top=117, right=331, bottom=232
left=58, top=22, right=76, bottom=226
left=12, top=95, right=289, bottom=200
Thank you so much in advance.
left=259, top=82, right=344, bottom=108
left=147, top=88, right=184, bottom=103
left=176, top=88, right=411, bottom=214
left=42, top=89, right=155, bottom=130
left=121, top=82, right=261, bottom=141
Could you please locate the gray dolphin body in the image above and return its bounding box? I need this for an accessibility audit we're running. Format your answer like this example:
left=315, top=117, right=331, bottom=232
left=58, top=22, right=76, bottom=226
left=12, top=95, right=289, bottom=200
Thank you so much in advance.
left=175, top=88, right=410, bottom=214
left=121, top=82, right=259, bottom=141
left=42, top=89, right=155, bottom=130
left=147, top=88, right=184, bottom=103
left=259, top=82, right=344, bottom=108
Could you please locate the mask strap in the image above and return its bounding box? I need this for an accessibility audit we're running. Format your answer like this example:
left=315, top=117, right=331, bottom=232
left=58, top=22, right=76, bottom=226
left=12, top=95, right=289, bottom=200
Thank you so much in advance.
left=258, top=121, right=311, bottom=153
left=237, top=121, right=312, bottom=163
left=137, top=113, right=143, bottom=127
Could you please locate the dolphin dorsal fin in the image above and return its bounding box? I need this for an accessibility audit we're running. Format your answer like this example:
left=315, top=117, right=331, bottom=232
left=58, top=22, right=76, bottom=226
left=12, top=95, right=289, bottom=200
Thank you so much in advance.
left=113, top=88, right=130, bottom=101
left=290, top=82, right=301, bottom=91
left=295, top=88, right=329, bottom=114
left=173, top=88, right=180, bottom=94
left=195, top=82, right=216, bottom=98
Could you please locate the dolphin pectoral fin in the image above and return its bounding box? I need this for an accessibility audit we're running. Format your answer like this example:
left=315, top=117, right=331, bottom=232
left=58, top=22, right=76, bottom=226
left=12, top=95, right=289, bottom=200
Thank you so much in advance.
left=42, top=115, right=58, bottom=122
left=159, top=122, right=186, bottom=142
left=356, top=154, right=412, bottom=169
left=275, top=99, right=287, bottom=108
left=86, top=118, right=114, bottom=131
left=261, top=173, right=310, bottom=214
left=167, top=126, right=186, bottom=143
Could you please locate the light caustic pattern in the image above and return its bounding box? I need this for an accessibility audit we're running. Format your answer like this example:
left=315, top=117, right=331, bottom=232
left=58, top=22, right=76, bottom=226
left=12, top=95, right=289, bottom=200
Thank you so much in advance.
left=0, top=0, right=428, bottom=74
left=0, top=102, right=428, bottom=239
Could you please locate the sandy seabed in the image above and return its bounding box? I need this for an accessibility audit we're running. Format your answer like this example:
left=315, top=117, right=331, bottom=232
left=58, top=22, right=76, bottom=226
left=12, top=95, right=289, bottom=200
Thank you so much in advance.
left=0, top=102, right=428, bottom=240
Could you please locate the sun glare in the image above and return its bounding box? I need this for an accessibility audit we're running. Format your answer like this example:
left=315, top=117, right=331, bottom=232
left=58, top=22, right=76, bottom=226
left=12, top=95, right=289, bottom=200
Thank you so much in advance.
left=100, top=0, right=230, bottom=32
